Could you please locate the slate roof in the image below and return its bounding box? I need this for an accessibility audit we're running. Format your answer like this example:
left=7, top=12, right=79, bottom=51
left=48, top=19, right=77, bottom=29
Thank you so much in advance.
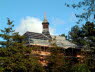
left=24, top=31, right=51, bottom=40
left=42, top=31, right=52, bottom=39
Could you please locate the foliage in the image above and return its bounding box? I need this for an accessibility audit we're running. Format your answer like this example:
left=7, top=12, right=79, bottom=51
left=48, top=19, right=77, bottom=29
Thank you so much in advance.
left=0, top=47, right=44, bottom=72
left=46, top=47, right=72, bottom=72
left=59, top=34, right=67, bottom=39
left=0, top=19, right=45, bottom=72
left=81, top=50, right=95, bottom=71
left=0, top=18, right=94, bottom=72
left=66, top=0, right=95, bottom=24
left=72, top=64, right=90, bottom=72
left=68, top=25, right=81, bottom=45
left=0, top=18, right=14, bottom=48
left=69, top=21, right=95, bottom=71
left=69, top=21, right=95, bottom=47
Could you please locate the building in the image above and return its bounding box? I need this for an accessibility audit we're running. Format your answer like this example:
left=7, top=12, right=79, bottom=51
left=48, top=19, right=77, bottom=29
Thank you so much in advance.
left=24, top=15, right=75, bottom=48
left=23, top=15, right=77, bottom=66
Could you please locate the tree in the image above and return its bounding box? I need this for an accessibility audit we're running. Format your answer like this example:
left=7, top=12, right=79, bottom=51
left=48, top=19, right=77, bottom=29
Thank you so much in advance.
left=0, top=18, right=14, bottom=48
left=68, top=25, right=87, bottom=46
left=0, top=19, right=45, bottom=72
left=59, top=34, right=67, bottom=39
left=69, top=21, right=95, bottom=47
left=68, top=25, right=81, bottom=45
left=72, top=64, right=90, bottom=72
left=46, top=47, right=72, bottom=72
left=66, top=0, right=95, bottom=24
left=69, top=22, right=95, bottom=71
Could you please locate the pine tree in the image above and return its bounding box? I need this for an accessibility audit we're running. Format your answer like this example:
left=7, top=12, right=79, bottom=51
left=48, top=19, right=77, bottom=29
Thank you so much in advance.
left=69, top=21, right=95, bottom=47
left=0, top=18, right=45, bottom=72
left=69, top=22, right=95, bottom=71
left=0, top=18, right=14, bottom=48
left=46, top=47, right=72, bottom=72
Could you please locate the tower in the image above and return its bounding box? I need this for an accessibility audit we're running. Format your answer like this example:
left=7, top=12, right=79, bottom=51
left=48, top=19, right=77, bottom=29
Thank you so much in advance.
left=42, top=14, right=51, bottom=39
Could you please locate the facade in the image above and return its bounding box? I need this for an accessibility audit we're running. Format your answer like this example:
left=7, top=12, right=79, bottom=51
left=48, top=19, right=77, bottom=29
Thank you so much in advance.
left=24, top=15, right=75, bottom=48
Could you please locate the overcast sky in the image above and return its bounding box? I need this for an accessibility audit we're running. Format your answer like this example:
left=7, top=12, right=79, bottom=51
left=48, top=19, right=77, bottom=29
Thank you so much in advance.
left=0, top=0, right=80, bottom=36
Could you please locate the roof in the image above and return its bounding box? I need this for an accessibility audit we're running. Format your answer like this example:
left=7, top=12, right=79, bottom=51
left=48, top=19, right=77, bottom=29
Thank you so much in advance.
left=24, top=31, right=51, bottom=40
left=51, top=35, right=76, bottom=48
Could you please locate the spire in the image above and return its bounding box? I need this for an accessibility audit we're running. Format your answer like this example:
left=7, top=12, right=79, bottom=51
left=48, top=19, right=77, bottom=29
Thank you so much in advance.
left=43, top=12, right=48, bottom=23
left=44, top=12, right=46, bottom=18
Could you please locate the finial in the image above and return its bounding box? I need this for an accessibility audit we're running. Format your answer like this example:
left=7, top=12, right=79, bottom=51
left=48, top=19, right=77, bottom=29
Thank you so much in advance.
left=43, top=12, right=48, bottom=23
left=44, top=12, right=47, bottom=20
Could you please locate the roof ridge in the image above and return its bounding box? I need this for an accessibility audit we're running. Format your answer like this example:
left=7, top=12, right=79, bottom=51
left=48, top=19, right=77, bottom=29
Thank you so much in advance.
left=42, top=34, right=50, bottom=39
left=26, top=31, right=42, bottom=34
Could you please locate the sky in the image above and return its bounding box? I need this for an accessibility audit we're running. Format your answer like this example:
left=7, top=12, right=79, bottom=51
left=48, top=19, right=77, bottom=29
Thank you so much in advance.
left=0, top=0, right=80, bottom=36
